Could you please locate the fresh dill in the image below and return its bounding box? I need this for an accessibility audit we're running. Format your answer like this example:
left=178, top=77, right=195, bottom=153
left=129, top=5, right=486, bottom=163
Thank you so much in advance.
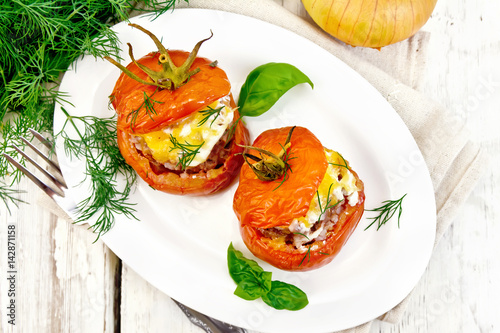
left=198, top=105, right=224, bottom=127
left=299, top=245, right=312, bottom=267
left=293, top=232, right=312, bottom=267
left=126, top=90, right=163, bottom=129
left=294, top=232, right=310, bottom=239
left=365, top=194, right=407, bottom=231
left=273, top=142, right=296, bottom=191
left=297, top=186, right=344, bottom=266
left=0, top=184, right=26, bottom=215
left=169, top=135, right=205, bottom=170
left=225, top=115, right=243, bottom=145
left=58, top=108, right=137, bottom=242
left=329, top=152, right=349, bottom=169
left=133, top=0, right=189, bottom=20
left=317, top=184, right=344, bottom=224
left=0, top=0, right=185, bottom=216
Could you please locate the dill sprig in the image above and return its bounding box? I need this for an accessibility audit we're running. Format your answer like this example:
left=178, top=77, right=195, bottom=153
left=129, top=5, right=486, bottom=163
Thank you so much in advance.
left=272, top=142, right=296, bottom=190
left=329, top=152, right=349, bottom=169
left=0, top=0, right=185, bottom=213
left=0, top=183, right=26, bottom=215
left=198, top=105, right=224, bottom=127
left=225, top=115, right=242, bottom=145
left=316, top=184, right=344, bottom=224
left=131, top=0, right=189, bottom=20
left=299, top=245, right=312, bottom=267
left=169, top=135, right=205, bottom=170
left=126, top=90, right=163, bottom=129
left=365, top=194, right=407, bottom=231
left=294, top=232, right=312, bottom=267
left=297, top=186, right=344, bottom=266
left=58, top=108, right=137, bottom=242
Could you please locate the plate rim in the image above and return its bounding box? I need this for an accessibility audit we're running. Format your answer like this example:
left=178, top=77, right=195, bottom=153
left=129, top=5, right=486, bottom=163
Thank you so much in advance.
left=53, top=8, right=436, bottom=332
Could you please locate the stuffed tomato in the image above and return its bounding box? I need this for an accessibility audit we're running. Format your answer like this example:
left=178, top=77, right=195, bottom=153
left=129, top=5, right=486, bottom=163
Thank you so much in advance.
left=107, top=24, right=249, bottom=195
left=233, top=126, right=365, bottom=271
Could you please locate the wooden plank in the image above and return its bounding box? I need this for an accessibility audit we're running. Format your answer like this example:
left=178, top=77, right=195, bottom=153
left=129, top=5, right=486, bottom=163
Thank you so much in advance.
left=1, top=1, right=496, bottom=332
left=0, top=151, right=119, bottom=332
left=120, top=264, right=204, bottom=333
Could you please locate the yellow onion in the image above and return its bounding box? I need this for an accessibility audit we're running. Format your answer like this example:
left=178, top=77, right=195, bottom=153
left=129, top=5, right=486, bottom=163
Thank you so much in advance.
left=302, top=0, right=438, bottom=49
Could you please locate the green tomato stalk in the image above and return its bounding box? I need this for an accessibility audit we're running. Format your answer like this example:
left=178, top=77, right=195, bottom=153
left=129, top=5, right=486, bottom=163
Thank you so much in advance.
left=104, top=23, right=212, bottom=91
left=238, top=126, right=296, bottom=182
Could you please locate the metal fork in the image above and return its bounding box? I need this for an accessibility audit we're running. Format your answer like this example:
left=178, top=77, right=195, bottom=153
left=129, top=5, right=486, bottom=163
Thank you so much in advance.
left=2, top=128, right=79, bottom=221
left=3, top=128, right=247, bottom=333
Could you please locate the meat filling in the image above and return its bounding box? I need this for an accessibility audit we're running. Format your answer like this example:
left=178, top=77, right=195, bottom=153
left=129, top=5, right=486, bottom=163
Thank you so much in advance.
left=258, top=194, right=352, bottom=252
left=131, top=125, right=235, bottom=175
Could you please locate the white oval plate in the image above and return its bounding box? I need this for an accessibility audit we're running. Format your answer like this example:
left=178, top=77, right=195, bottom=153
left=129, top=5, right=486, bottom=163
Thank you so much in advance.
left=54, top=9, right=436, bottom=333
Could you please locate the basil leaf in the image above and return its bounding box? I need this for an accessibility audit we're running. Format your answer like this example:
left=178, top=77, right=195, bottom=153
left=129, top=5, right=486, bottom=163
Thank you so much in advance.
left=238, top=62, right=313, bottom=117
left=227, top=243, right=309, bottom=311
left=227, top=243, right=272, bottom=289
left=234, top=272, right=273, bottom=300
left=261, top=281, right=309, bottom=311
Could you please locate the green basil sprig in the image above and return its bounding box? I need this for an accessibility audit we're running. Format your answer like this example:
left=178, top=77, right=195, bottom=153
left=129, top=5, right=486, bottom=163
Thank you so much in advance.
left=238, top=62, right=314, bottom=117
left=226, top=62, right=313, bottom=141
left=227, top=243, right=309, bottom=311
left=228, top=242, right=272, bottom=300
left=262, top=281, right=309, bottom=310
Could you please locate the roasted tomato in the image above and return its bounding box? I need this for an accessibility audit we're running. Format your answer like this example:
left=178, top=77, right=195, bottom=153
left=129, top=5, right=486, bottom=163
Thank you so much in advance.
left=107, top=24, right=249, bottom=195
left=233, top=126, right=365, bottom=271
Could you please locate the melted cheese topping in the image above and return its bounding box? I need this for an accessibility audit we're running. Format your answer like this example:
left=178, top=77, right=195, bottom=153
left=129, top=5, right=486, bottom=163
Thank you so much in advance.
left=288, top=149, right=360, bottom=250
left=136, top=97, right=234, bottom=167
left=293, top=149, right=359, bottom=229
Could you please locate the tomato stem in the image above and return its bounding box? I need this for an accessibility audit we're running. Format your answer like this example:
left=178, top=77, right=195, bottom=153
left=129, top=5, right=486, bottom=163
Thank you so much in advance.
left=104, top=24, right=213, bottom=91
left=239, top=126, right=296, bottom=182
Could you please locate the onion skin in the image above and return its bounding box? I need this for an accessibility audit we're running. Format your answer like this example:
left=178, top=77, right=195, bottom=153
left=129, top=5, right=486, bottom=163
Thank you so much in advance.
left=302, top=0, right=438, bottom=48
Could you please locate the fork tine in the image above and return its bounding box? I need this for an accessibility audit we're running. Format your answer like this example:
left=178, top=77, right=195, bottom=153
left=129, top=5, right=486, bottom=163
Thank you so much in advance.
left=29, top=128, right=53, bottom=150
left=11, top=144, right=67, bottom=190
left=19, top=136, right=63, bottom=176
left=3, top=153, right=61, bottom=198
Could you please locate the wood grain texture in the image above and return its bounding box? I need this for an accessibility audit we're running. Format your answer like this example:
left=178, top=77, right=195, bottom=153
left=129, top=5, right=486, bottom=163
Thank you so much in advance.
left=0, top=182, right=119, bottom=332
left=0, top=153, right=119, bottom=332
left=120, top=264, right=204, bottom=333
left=0, top=0, right=498, bottom=332
left=121, top=0, right=500, bottom=332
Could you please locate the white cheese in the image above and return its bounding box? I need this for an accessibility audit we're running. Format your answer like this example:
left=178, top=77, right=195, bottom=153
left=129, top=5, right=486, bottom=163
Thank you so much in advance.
left=136, top=96, right=234, bottom=167
left=288, top=149, right=360, bottom=248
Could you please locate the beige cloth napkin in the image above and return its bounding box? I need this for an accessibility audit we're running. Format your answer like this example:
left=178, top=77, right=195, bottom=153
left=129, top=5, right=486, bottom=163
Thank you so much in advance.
left=43, top=0, right=486, bottom=332
left=151, top=0, right=484, bottom=331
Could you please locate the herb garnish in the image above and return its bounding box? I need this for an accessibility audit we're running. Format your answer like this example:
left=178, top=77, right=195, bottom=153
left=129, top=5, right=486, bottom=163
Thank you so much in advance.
left=126, top=90, right=163, bottom=129
left=0, top=184, right=25, bottom=215
left=197, top=105, right=224, bottom=127
left=329, top=152, right=349, bottom=169
left=239, top=126, right=296, bottom=184
left=272, top=142, right=297, bottom=190
left=299, top=245, right=312, bottom=267
left=227, top=63, right=314, bottom=142
left=292, top=233, right=313, bottom=267
left=227, top=243, right=308, bottom=311
left=0, top=0, right=186, bottom=213
left=317, top=184, right=344, bottom=224
left=295, top=188, right=344, bottom=266
left=237, top=63, right=314, bottom=117
left=168, top=135, right=204, bottom=170
left=365, top=194, right=407, bottom=231
left=58, top=108, right=137, bottom=241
